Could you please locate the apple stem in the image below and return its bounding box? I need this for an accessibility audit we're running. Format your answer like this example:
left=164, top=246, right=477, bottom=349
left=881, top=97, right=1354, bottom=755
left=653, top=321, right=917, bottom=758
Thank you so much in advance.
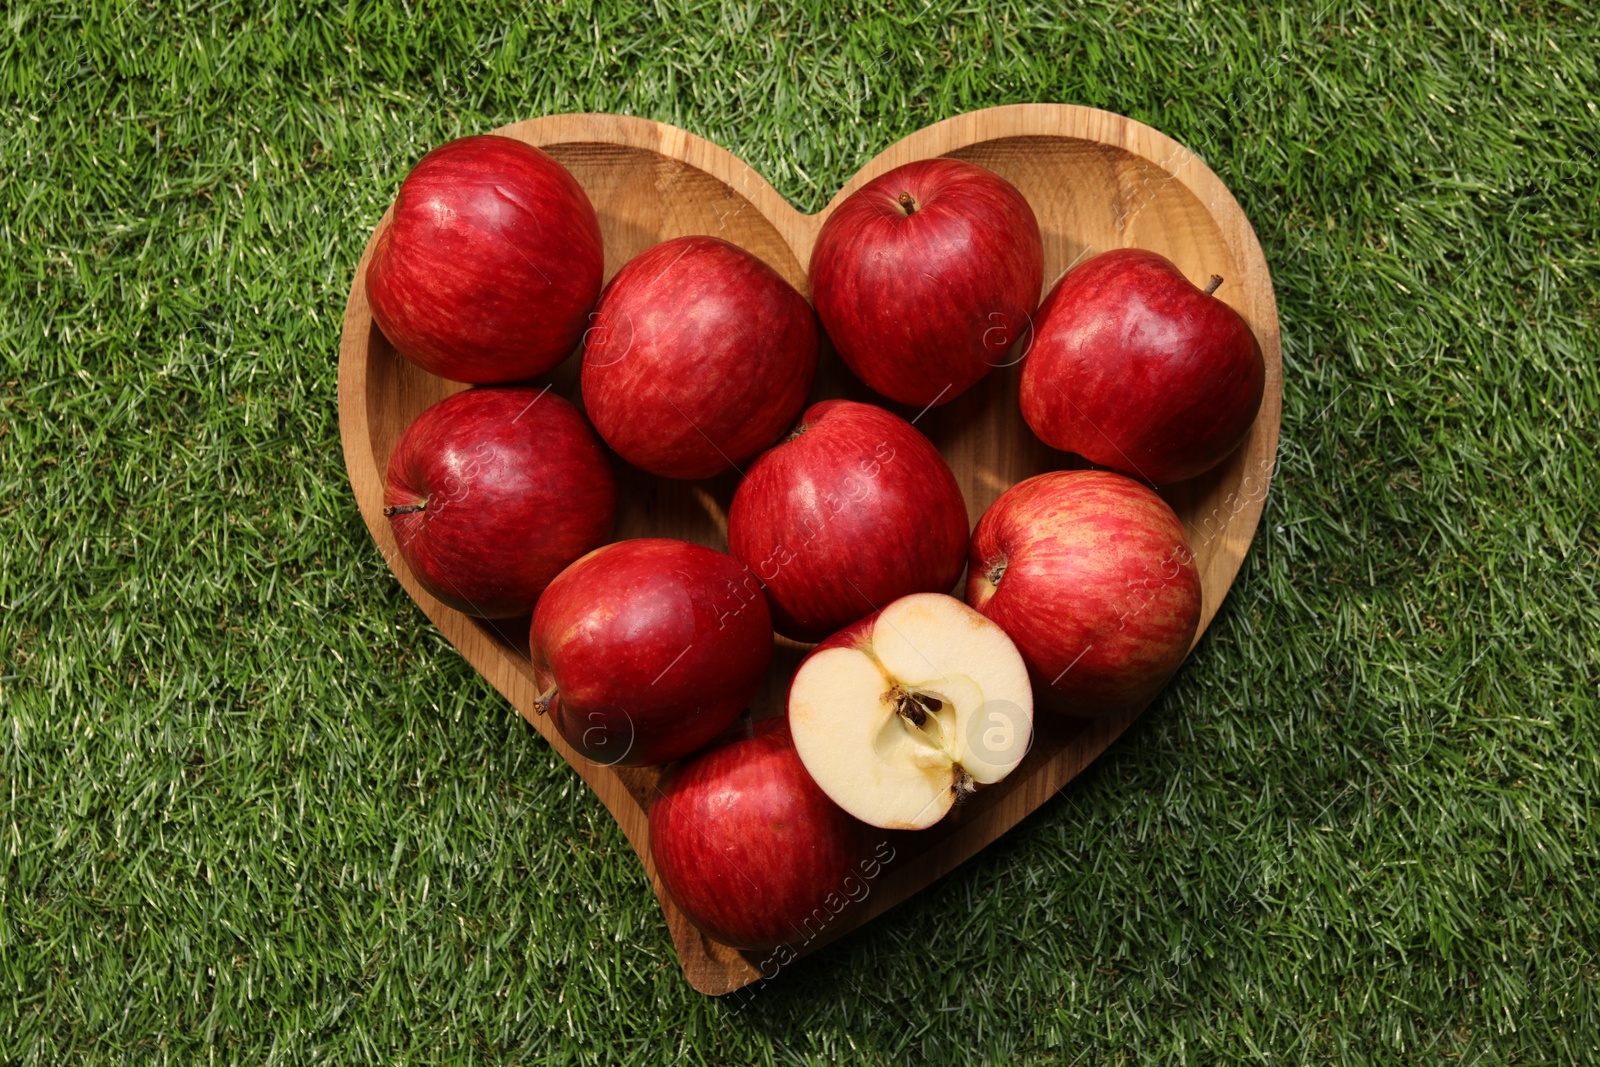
left=531, top=683, right=557, bottom=715
left=1204, top=275, right=1224, bottom=296
left=382, top=503, right=425, bottom=517
left=897, top=191, right=918, bottom=216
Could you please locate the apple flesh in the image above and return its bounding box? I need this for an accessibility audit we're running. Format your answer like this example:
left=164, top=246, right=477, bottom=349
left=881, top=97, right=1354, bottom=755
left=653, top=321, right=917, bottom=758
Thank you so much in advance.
left=1019, top=248, right=1265, bottom=485
left=384, top=387, right=616, bottom=618
left=966, top=470, right=1201, bottom=716
left=809, top=157, right=1043, bottom=407
left=727, top=400, right=969, bottom=642
left=649, top=718, right=867, bottom=951
left=581, top=235, right=818, bottom=480
left=366, top=135, right=603, bottom=384
left=787, top=593, right=1033, bottom=830
left=530, top=538, right=773, bottom=766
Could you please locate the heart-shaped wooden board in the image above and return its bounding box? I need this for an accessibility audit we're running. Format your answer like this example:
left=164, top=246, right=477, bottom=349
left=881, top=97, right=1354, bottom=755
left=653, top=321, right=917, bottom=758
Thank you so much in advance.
left=338, top=104, right=1282, bottom=995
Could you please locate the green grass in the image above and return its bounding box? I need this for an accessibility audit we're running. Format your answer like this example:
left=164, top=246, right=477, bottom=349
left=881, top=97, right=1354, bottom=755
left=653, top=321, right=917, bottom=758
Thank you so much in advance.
left=3, top=0, right=1598, bottom=1062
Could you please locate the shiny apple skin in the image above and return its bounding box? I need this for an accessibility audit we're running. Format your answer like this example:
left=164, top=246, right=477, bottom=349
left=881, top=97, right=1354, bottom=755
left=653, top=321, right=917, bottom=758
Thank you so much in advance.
left=366, top=135, right=603, bottom=384
left=530, top=539, right=773, bottom=767
left=726, top=400, right=969, bottom=642
left=1019, top=248, right=1265, bottom=486
left=581, top=235, right=819, bottom=480
left=384, top=387, right=616, bottom=619
left=966, top=470, right=1200, bottom=717
left=809, top=158, right=1043, bottom=407
left=649, top=718, right=864, bottom=951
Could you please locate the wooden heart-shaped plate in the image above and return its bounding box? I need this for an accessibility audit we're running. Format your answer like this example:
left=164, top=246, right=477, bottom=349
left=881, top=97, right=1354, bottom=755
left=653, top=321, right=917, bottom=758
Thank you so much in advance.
left=338, top=104, right=1282, bottom=995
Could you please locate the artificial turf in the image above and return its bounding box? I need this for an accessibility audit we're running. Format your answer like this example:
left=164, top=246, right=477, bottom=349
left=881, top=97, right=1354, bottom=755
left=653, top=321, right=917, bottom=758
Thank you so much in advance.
left=3, top=1, right=1597, bottom=1062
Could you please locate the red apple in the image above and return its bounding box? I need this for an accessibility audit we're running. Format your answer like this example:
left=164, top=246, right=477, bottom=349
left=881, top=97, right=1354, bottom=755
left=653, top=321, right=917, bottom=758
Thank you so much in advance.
left=384, top=386, right=616, bottom=618
left=649, top=718, right=866, bottom=951
left=726, top=400, right=969, bottom=642
left=530, top=539, right=773, bottom=766
left=787, top=593, right=1034, bottom=830
left=1019, top=248, right=1265, bottom=485
left=366, top=135, right=603, bottom=384
left=809, top=158, right=1043, bottom=407
left=966, top=470, right=1201, bottom=716
left=581, top=235, right=818, bottom=480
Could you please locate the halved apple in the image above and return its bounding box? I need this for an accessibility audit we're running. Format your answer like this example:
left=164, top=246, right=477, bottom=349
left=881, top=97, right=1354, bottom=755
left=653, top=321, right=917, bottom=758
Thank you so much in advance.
left=787, top=593, right=1034, bottom=830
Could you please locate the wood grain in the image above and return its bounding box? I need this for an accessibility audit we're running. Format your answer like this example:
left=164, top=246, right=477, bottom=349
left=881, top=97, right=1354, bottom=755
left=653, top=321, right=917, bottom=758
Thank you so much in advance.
left=338, top=104, right=1283, bottom=995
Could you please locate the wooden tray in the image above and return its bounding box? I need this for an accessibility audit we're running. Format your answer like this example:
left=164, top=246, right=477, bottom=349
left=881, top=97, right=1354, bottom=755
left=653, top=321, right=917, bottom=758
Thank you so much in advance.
left=338, top=104, right=1283, bottom=995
